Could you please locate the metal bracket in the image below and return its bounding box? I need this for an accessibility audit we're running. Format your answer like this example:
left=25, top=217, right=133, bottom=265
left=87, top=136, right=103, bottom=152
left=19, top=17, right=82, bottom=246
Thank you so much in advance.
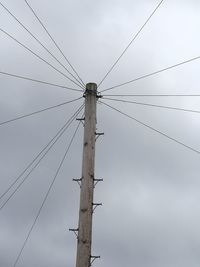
left=90, top=256, right=101, bottom=266
left=83, top=90, right=101, bottom=99
left=93, top=178, right=103, bottom=188
left=73, top=178, right=82, bottom=188
left=95, top=132, right=104, bottom=136
left=76, top=117, right=85, bottom=126
left=92, top=203, right=102, bottom=213
left=95, top=132, right=104, bottom=141
left=69, top=228, right=79, bottom=238
left=97, top=92, right=103, bottom=99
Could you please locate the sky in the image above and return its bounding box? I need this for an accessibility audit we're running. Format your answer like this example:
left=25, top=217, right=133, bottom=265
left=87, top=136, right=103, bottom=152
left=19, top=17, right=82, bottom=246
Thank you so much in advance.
left=0, top=0, right=200, bottom=266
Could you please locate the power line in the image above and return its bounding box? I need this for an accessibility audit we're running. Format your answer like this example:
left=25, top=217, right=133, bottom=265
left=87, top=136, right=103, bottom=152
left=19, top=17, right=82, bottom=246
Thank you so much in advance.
left=98, top=0, right=165, bottom=88
left=100, top=101, right=200, bottom=155
left=0, top=97, right=82, bottom=127
left=0, top=71, right=82, bottom=92
left=101, top=56, right=200, bottom=93
left=12, top=120, right=81, bottom=267
left=102, top=94, right=200, bottom=97
left=0, top=104, right=84, bottom=209
left=0, top=2, right=84, bottom=89
left=24, top=0, right=85, bottom=87
left=0, top=28, right=83, bottom=89
left=103, top=97, right=200, bottom=114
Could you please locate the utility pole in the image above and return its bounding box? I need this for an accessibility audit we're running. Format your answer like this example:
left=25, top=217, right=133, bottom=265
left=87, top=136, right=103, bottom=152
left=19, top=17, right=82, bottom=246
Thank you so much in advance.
left=75, top=82, right=99, bottom=267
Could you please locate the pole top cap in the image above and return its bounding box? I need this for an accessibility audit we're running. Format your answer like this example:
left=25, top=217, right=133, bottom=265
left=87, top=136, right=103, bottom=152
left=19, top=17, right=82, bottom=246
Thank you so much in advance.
left=85, top=83, right=97, bottom=95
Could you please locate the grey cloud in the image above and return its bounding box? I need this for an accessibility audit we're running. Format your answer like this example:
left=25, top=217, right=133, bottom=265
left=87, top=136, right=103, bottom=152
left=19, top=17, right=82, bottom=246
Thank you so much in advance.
left=1, top=0, right=200, bottom=267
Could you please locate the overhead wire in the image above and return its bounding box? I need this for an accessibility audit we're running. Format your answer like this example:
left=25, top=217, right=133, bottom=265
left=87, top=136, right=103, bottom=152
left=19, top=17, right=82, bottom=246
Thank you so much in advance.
left=102, top=97, right=200, bottom=114
left=0, top=104, right=84, bottom=209
left=100, top=101, right=200, bottom=155
left=24, top=0, right=85, bottom=87
left=0, top=97, right=82, bottom=127
left=0, top=28, right=83, bottom=89
left=0, top=71, right=82, bottom=92
left=102, top=94, right=200, bottom=97
left=0, top=2, right=84, bottom=89
left=98, top=0, right=165, bottom=88
left=101, top=56, right=200, bottom=93
left=12, top=119, right=82, bottom=267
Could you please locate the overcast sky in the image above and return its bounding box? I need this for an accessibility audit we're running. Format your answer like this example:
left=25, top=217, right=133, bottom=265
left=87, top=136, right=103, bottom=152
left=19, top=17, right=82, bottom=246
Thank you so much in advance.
left=1, top=0, right=200, bottom=266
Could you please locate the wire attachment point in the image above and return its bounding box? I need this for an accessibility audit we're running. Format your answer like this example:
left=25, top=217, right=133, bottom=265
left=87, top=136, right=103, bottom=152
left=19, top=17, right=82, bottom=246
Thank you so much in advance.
left=73, top=178, right=82, bottom=188
left=92, top=203, right=102, bottom=213
left=76, top=117, right=85, bottom=126
left=97, top=93, right=103, bottom=99
left=90, top=256, right=101, bottom=266
left=69, top=228, right=79, bottom=238
left=95, top=132, right=104, bottom=141
left=93, top=178, right=103, bottom=188
left=76, top=118, right=85, bottom=121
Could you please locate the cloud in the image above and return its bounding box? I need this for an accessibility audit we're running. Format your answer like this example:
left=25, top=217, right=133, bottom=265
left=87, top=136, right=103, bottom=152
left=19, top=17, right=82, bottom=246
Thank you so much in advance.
left=0, top=0, right=200, bottom=266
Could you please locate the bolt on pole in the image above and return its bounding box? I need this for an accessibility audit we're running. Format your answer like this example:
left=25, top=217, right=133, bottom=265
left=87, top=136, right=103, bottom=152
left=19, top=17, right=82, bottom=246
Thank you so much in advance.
left=76, top=83, right=97, bottom=267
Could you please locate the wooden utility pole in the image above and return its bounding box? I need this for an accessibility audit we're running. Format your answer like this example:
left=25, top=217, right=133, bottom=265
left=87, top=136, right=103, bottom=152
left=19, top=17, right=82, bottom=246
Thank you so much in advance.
left=76, top=83, right=98, bottom=267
